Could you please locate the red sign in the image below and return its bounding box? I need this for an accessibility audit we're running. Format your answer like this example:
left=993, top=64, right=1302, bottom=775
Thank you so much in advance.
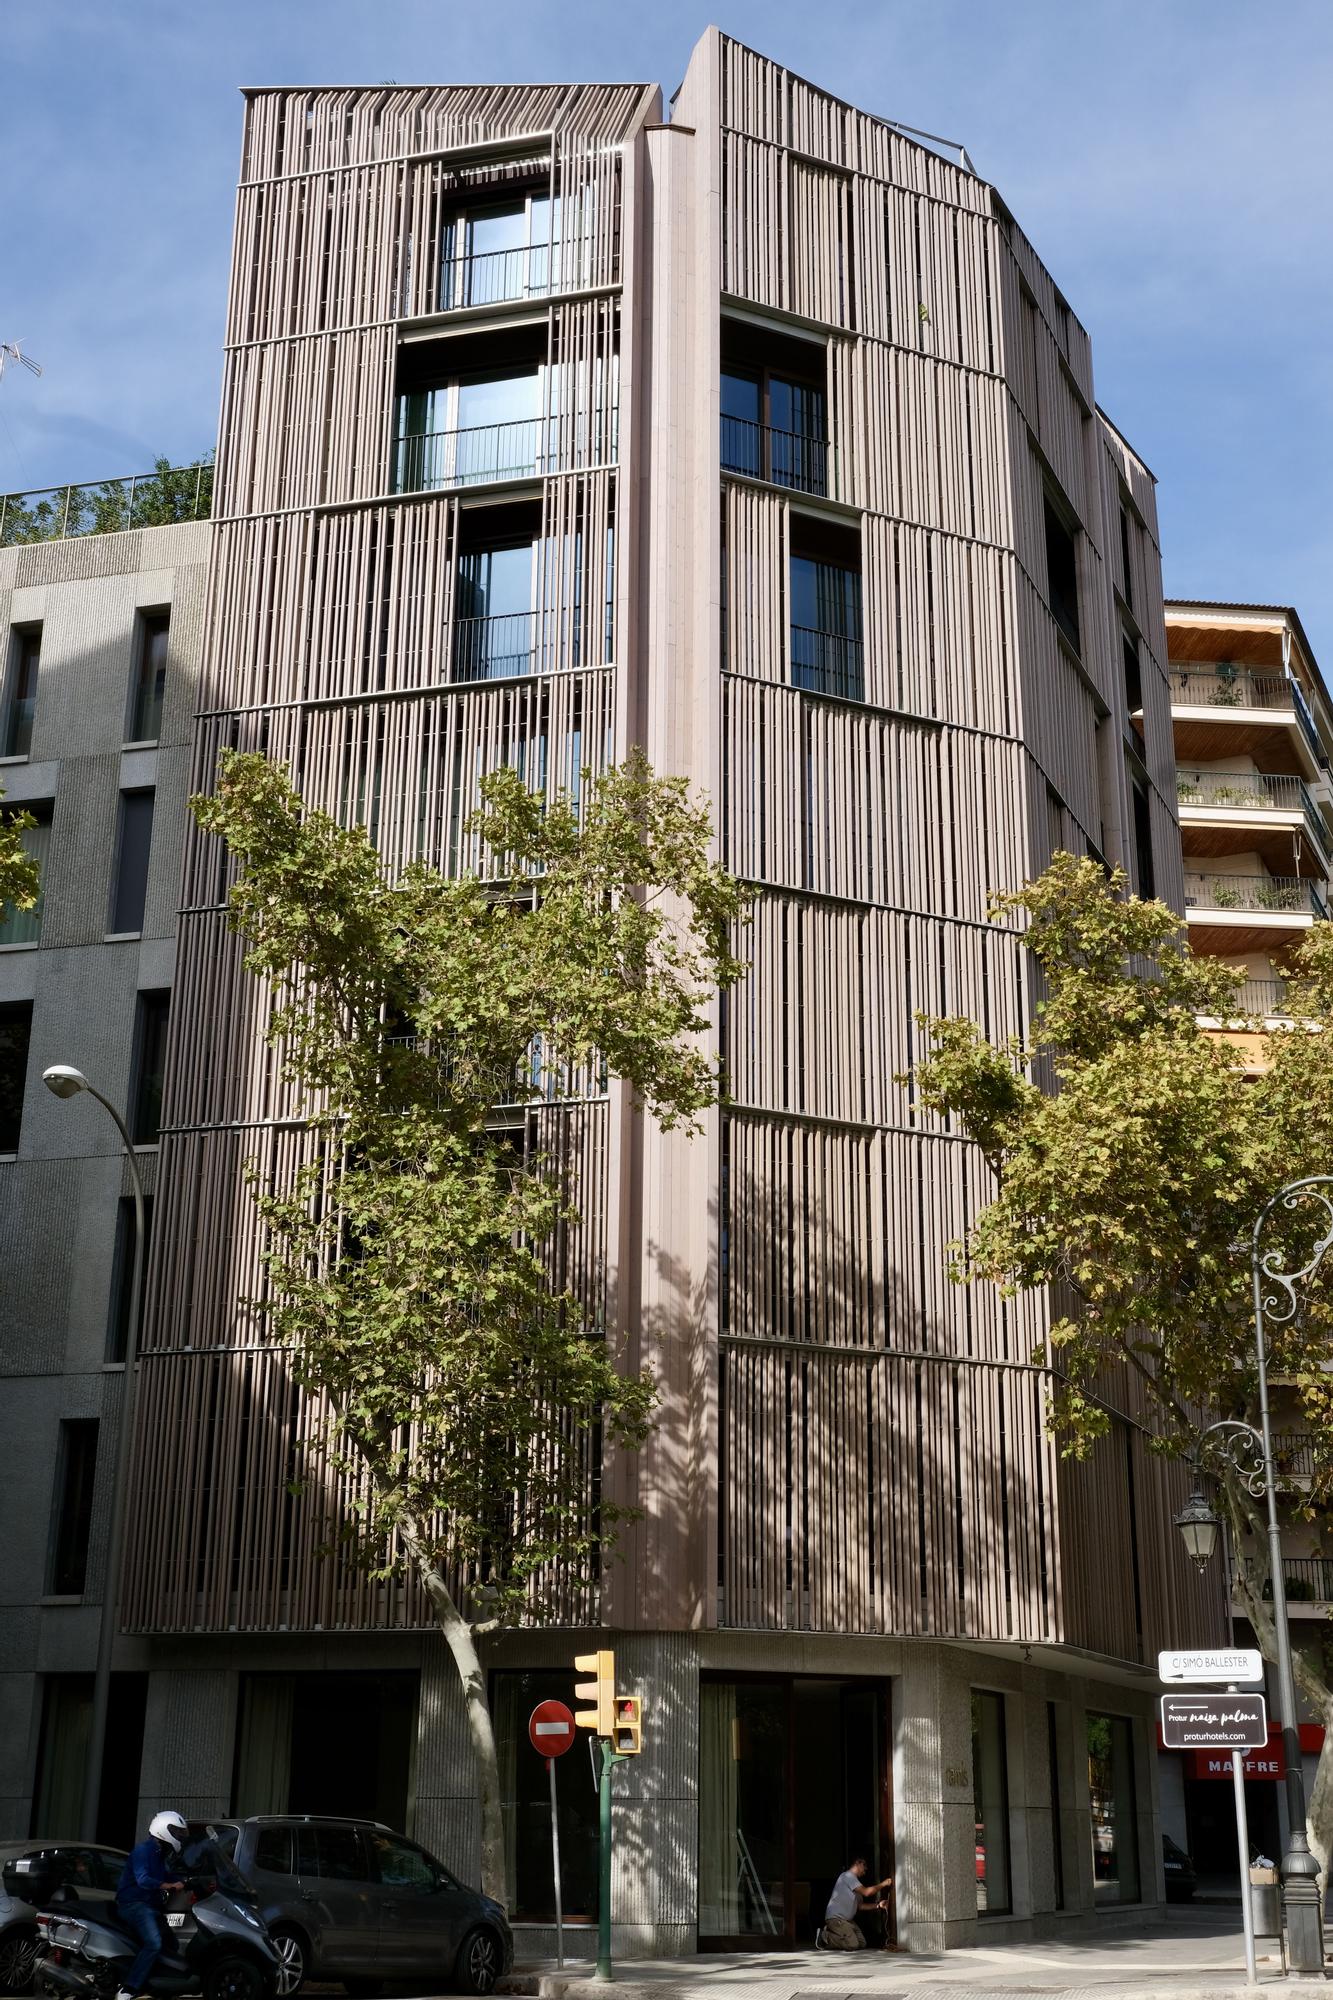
left=528, top=1700, right=576, bottom=1760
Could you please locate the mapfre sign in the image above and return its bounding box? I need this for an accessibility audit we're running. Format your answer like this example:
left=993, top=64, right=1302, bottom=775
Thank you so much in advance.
left=1188, top=1729, right=1285, bottom=1782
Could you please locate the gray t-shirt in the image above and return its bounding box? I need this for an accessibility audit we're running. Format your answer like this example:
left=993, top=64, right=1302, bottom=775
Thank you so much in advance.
left=826, top=1870, right=861, bottom=1920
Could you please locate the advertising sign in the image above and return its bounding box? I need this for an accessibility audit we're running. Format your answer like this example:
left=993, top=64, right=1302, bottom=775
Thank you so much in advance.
left=1159, top=1692, right=1268, bottom=1751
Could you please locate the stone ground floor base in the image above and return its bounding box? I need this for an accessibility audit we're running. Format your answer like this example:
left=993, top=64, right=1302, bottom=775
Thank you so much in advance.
left=3, top=1626, right=1170, bottom=1954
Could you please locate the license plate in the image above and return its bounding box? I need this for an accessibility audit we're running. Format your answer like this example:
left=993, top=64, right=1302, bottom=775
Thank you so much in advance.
left=166, top=1914, right=186, bottom=1928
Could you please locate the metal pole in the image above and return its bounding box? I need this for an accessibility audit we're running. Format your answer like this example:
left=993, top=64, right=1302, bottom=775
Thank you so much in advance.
left=1252, top=1202, right=1325, bottom=1975
left=548, top=1757, right=564, bottom=1971
left=596, top=1739, right=614, bottom=1983
left=79, top=1085, right=146, bottom=1842
left=1228, top=1676, right=1258, bottom=1988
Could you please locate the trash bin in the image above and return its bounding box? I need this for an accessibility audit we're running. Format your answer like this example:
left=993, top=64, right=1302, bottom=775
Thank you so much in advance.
left=1249, top=1865, right=1281, bottom=1937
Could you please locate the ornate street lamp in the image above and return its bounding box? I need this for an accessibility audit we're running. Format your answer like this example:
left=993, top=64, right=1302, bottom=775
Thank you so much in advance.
left=1186, top=1175, right=1333, bottom=1978
left=1174, top=1489, right=1221, bottom=1573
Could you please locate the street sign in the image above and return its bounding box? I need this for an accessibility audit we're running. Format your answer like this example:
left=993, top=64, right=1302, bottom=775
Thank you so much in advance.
left=1157, top=1647, right=1264, bottom=1685
left=528, top=1700, right=577, bottom=1759
left=1160, top=1692, right=1268, bottom=1751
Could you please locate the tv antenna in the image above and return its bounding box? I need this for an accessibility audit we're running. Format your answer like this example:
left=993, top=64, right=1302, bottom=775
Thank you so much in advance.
left=0, top=341, right=43, bottom=384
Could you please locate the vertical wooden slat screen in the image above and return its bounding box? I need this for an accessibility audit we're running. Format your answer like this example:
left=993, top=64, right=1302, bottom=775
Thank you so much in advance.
left=126, top=77, right=657, bottom=1636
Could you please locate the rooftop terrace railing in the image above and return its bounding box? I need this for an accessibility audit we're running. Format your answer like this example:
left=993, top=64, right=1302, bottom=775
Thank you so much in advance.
left=0, top=458, right=213, bottom=548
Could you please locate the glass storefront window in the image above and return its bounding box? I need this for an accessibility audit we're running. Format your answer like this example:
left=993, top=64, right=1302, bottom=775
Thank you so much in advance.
left=699, top=1680, right=787, bottom=1938
left=1087, top=1712, right=1141, bottom=1904
left=494, top=1669, right=600, bottom=1922
left=972, top=1689, right=1011, bottom=1915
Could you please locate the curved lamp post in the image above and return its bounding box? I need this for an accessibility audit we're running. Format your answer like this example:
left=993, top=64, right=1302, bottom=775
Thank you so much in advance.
left=43, top=1064, right=147, bottom=1844
left=1176, top=1175, right=1333, bottom=1978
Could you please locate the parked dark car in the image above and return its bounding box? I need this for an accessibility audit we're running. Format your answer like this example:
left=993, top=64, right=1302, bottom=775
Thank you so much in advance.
left=1163, top=1832, right=1197, bottom=1901
left=183, top=1820, right=512, bottom=1999
left=0, top=1844, right=126, bottom=1994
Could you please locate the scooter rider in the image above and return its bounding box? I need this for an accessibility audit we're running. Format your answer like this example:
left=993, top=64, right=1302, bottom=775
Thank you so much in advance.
left=113, top=1811, right=188, bottom=2000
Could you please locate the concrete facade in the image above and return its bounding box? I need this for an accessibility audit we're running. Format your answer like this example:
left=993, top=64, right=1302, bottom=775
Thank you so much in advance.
left=0, top=517, right=209, bottom=1839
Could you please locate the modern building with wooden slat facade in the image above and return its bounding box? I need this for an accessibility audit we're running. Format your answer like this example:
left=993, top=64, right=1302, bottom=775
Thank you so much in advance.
left=4, top=30, right=1231, bottom=1956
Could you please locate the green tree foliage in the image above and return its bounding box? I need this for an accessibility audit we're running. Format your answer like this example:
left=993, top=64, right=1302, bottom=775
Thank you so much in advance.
left=191, top=747, right=747, bottom=1903
left=912, top=851, right=1333, bottom=1870
left=0, top=454, right=213, bottom=547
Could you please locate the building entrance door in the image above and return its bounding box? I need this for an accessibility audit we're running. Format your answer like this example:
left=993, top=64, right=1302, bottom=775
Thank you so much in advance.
left=697, top=1675, right=893, bottom=1950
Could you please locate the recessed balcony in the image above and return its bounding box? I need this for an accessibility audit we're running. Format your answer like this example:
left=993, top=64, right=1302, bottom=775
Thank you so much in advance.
left=1184, top=871, right=1326, bottom=954
left=721, top=415, right=835, bottom=499
left=1176, top=767, right=1332, bottom=875
left=1167, top=665, right=1322, bottom=769
left=394, top=417, right=562, bottom=493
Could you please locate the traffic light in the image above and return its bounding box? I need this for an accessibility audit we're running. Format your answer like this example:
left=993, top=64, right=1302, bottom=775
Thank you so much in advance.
left=574, top=1649, right=615, bottom=1735
left=613, top=1695, right=642, bottom=1756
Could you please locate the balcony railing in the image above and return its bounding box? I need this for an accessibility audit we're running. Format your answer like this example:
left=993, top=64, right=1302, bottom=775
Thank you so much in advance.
left=1184, top=872, right=1327, bottom=918
left=393, top=415, right=615, bottom=495
left=439, top=241, right=596, bottom=312
left=1176, top=767, right=1330, bottom=861
left=721, top=415, right=834, bottom=498
left=1275, top=1558, right=1333, bottom=1604
left=1170, top=666, right=1324, bottom=762
left=0, top=460, right=213, bottom=548
left=791, top=626, right=864, bottom=702
left=1234, top=978, right=1291, bottom=1017
left=450, top=605, right=614, bottom=684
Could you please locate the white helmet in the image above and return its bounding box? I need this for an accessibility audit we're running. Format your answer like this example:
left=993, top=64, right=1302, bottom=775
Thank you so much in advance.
left=149, top=1811, right=188, bottom=1852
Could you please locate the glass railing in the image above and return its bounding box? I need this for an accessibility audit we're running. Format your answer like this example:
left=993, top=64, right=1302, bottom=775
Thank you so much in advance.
left=0, top=459, right=213, bottom=548
left=393, top=414, right=615, bottom=494
left=790, top=626, right=864, bottom=702
left=721, top=416, right=834, bottom=498
left=1184, top=873, right=1327, bottom=918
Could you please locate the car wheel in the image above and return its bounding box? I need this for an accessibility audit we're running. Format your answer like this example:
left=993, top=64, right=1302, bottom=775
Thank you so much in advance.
left=0, top=1930, right=38, bottom=1995
left=455, top=1927, right=501, bottom=1996
left=204, top=1954, right=269, bottom=2000
left=268, top=1930, right=308, bottom=2000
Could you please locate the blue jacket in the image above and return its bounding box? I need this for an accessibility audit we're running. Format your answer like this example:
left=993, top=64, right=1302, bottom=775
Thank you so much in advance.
left=116, top=1838, right=173, bottom=1911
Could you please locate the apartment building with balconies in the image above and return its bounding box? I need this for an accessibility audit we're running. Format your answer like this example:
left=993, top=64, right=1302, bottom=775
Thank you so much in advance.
left=2, top=34, right=1228, bottom=1958
left=1162, top=602, right=1333, bottom=1025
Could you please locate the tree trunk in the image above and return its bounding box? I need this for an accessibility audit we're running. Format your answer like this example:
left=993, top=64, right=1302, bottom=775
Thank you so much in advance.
left=1306, top=1701, right=1333, bottom=1891
left=400, top=1521, right=508, bottom=1909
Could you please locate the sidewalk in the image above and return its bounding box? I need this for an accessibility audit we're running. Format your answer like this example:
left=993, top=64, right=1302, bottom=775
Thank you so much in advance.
left=499, top=1906, right=1308, bottom=2000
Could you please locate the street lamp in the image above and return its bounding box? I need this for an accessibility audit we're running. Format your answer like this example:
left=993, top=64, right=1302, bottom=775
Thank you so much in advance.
left=1182, top=1174, right=1333, bottom=1979
left=42, top=1064, right=147, bottom=1845
left=1174, top=1489, right=1221, bottom=1573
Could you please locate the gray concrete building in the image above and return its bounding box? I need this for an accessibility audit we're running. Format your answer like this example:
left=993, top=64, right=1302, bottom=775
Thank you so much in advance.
left=0, top=501, right=209, bottom=1847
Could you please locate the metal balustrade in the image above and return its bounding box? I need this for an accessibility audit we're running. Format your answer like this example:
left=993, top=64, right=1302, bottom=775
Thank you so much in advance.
left=0, top=462, right=213, bottom=547
left=393, top=414, right=615, bottom=494
left=721, top=415, right=834, bottom=497
left=1170, top=666, right=1324, bottom=761
left=450, top=604, right=614, bottom=684
left=1176, top=767, right=1331, bottom=862
left=1234, top=978, right=1291, bottom=1016
left=439, top=242, right=595, bottom=311
left=790, top=625, right=864, bottom=702
left=1184, top=872, right=1327, bottom=918
left=1277, top=1558, right=1333, bottom=1603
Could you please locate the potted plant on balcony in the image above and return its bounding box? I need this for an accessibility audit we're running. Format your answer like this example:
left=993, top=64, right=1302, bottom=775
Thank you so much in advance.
left=1210, top=660, right=1244, bottom=707
left=1210, top=882, right=1241, bottom=909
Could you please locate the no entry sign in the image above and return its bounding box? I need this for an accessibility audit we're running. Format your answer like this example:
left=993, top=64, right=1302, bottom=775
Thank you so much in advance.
left=1160, top=1692, right=1268, bottom=1751
left=529, top=1700, right=577, bottom=1759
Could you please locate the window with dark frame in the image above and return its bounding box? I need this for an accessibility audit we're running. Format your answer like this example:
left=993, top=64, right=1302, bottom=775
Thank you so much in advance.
left=1043, top=491, right=1081, bottom=656
left=110, top=791, right=155, bottom=935
left=0, top=1000, right=33, bottom=1153
left=1118, top=506, right=1135, bottom=613
left=972, top=1688, right=1012, bottom=1915
left=131, top=990, right=170, bottom=1146
left=130, top=612, right=170, bottom=744
left=789, top=514, right=863, bottom=702
left=49, top=1420, right=99, bottom=1595
left=1122, top=630, right=1143, bottom=718
left=3, top=628, right=41, bottom=758
left=106, top=1194, right=153, bottom=1363
left=720, top=319, right=830, bottom=497
left=1129, top=766, right=1155, bottom=901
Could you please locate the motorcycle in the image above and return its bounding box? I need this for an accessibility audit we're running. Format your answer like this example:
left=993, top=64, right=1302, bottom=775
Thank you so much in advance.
left=11, top=1850, right=280, bottom=2000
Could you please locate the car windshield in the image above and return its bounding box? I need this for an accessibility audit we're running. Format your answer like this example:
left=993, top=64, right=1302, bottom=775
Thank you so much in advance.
left=181, top=1827, right=252, bottom=1899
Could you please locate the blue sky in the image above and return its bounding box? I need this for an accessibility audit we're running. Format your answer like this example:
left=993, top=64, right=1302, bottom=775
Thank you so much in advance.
left=3, top=1, right=1331, bottom=659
